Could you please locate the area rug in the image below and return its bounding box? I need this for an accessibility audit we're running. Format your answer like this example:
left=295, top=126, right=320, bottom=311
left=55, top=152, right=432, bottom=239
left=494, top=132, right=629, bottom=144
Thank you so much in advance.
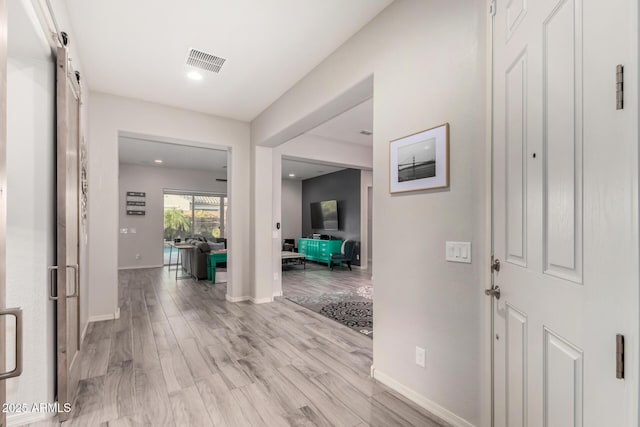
left=286, top=286, right=373, bottom=338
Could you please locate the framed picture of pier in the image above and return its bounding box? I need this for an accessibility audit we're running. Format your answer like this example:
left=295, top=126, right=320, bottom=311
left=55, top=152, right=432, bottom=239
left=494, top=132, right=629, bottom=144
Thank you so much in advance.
left=389, top=123, right=449, bottom=194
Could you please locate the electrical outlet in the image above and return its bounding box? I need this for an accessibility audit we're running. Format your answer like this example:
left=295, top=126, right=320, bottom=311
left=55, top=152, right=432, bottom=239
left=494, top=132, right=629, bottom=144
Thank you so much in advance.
left=273, top=272, right=279, bottom=280
left=415, top=347, right=426, bottom=368
left=135, top=254, right=141, bottom=260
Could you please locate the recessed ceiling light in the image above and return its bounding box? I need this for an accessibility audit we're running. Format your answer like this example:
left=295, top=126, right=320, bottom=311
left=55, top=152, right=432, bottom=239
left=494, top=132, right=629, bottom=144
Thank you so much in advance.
left=288, top=173, right=295, bottom=177
left=187, top=70, right=203, bottom=81
left=154, top=159, right=163, bottom=164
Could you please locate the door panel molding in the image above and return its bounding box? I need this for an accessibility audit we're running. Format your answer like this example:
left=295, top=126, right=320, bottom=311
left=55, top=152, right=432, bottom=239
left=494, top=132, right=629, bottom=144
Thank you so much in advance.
left=506, top=304, right=528, bottom=427
left=506, top=0, right=527, bottom=41
left=505, top=49, right=528, bottom=267
left=543, top=327, right=583, bottom=426
left=542, top=0, right=583, bottom=283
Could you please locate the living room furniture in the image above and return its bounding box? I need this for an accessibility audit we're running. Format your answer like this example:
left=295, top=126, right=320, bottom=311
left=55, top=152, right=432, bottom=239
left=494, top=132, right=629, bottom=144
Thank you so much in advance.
left=330, top=240, right=356, bottom=271
left=207, top=250, right=227, bottom=284
left=174, top=244, right=195, bottom=280
left=282, top=251, right=306, bottom=269
left=297, top=238, right=343, bottom=267
left=178, top=240, right=212, bottom=280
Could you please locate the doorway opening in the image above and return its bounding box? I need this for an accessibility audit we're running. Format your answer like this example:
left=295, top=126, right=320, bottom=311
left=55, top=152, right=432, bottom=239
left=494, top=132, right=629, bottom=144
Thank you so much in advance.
left=277, top=97, right=374, bottom=338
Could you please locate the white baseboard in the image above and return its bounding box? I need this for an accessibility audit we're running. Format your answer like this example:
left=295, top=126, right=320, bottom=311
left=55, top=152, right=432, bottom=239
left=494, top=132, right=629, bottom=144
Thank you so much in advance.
left=80, top=320, right=90, bottom=343
left=273, top=290, right=283, bottom=298
left=7, top=410, right=54, bottom=426
left=372, top=368, right=475, bottom=427
left=118, top=264, right=163, bottom=270
left=250, top=296, right=273, bottom=304
left=89, top=312, right=117, bottom=322
left=225, top=294, right=250, bottom=303
left=225, top=294, right=274, bottom=304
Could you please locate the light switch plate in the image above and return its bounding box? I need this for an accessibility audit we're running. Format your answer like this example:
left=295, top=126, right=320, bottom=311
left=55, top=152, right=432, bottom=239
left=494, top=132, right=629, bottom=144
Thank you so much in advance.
left=415, top=347, right=426, bottom=368
left=446, top=241, right=471, bottom=263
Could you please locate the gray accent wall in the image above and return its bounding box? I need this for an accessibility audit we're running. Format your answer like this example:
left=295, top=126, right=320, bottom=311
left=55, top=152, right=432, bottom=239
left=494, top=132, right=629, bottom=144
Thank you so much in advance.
left=302, top=168, right=361, bottom=241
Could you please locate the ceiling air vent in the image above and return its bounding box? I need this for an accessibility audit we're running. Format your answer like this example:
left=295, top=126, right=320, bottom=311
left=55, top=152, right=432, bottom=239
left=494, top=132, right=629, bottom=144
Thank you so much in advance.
left=186, top=48, right=226, bottom=73
left=360, top=130, right=373, bottom=136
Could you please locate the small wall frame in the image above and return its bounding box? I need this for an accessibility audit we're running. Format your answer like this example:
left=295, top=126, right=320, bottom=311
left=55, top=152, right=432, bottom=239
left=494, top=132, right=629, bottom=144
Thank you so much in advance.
left=389, top=123, right=449, bottom=194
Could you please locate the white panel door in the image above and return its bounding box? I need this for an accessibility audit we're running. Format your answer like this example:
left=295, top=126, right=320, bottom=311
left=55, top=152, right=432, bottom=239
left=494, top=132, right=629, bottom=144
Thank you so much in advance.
left=492, top=0, right=638, bottom=425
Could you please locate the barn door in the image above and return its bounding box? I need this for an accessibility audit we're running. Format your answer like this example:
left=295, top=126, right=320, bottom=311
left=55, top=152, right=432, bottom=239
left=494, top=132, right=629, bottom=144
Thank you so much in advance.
left=54, top=45, right=81, bottom=420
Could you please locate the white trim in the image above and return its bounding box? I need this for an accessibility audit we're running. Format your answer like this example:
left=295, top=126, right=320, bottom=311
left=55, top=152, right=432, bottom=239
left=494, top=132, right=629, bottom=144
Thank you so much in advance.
left=273, top=290, right=283, bottom=298
left=118, top=264, right=163, bottom=270
left=80, top=320, right=89, bottom=343
left=225, top=294, right=274, bottom=304
left=7, top=410, right=54, bottom=427
left=89, top=311, right=119, bottom=322
left=373, top=368, right=475, bottom=427
left=225, top=294, right=250, bottom=303
left=250, top=296, right=273, bottom=304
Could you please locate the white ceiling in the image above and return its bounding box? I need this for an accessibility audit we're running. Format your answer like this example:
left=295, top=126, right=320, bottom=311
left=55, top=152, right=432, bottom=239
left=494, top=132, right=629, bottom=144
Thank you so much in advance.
left=64, top=0, right=393, bottom=121
left=282, top=159, right=344, bottom=181
left=119, top=136, right=227, bottom=174
left=309, top=98, right=373, bottom=146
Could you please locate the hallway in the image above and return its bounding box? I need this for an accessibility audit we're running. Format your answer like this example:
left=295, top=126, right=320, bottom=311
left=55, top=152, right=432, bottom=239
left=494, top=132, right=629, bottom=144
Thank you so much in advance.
left=46, top=268, right=444, bottom=426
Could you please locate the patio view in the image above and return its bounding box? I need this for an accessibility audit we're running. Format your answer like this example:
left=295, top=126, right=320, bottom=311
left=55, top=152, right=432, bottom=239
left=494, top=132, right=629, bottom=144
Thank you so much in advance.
left=163, top=191, right=227, bottom=264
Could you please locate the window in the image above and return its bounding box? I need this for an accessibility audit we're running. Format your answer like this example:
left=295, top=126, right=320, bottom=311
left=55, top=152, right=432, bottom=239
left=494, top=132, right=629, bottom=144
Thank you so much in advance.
left=163, top=191, right=226, bottom=242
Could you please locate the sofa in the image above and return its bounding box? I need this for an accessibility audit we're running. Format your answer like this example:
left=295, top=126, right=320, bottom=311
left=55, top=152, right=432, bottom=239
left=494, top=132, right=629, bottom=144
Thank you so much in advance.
left=179, top=237, right=227, bottom=280
left=180, top=240, right=210, bottom=280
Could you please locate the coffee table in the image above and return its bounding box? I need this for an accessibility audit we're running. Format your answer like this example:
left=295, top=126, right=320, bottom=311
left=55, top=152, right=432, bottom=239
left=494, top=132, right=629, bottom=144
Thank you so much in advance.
left=281, top=251, right=306, bottom=269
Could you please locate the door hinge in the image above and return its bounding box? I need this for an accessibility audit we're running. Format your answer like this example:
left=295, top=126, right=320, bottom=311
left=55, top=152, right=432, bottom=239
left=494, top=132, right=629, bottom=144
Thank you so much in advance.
left=616, top=65, right=624, bottom=110
left=489, top=1, right=497, bottom=16
left=616, top=334, right=625, bottom=379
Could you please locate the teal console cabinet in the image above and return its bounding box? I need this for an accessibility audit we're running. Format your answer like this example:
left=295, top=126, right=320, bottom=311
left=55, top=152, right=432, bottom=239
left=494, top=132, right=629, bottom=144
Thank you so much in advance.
left=298, top=238, right=343, bottom=267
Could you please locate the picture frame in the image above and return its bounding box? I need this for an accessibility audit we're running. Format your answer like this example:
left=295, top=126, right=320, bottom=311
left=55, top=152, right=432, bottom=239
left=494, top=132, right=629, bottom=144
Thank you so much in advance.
left=389, top=123, right=449, bottom=194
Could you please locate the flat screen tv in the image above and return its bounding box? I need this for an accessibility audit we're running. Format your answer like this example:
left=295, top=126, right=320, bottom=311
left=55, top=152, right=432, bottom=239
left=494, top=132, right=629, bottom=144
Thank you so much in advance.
left=310, top=200, right=339, bottom=230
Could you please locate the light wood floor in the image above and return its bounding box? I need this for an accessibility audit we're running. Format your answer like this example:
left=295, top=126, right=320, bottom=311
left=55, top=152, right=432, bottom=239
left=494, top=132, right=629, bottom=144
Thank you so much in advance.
left=281, top=261, right=373, bottom=298
left=32, top=267, right=445, bottom=427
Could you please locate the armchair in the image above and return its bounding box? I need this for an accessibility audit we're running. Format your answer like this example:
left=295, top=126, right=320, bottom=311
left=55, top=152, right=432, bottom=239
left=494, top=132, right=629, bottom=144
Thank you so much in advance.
left=330, top=240, right=356, bottom=271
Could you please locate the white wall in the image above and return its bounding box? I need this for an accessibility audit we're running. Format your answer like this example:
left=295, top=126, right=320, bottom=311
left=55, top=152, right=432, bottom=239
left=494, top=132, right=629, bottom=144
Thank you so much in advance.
left=251, top=1, right=488, bottom=426
left=118, top=163, right=227, bottom=269
left=279, top=133, right=373, bottom=169
left=5, top=0, right=90, bottom=424
left=6, top=54, right=56, bottom=426
left=89, top=92, right=251, bottom=318
left=281, top=179, right=302, bottom=241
